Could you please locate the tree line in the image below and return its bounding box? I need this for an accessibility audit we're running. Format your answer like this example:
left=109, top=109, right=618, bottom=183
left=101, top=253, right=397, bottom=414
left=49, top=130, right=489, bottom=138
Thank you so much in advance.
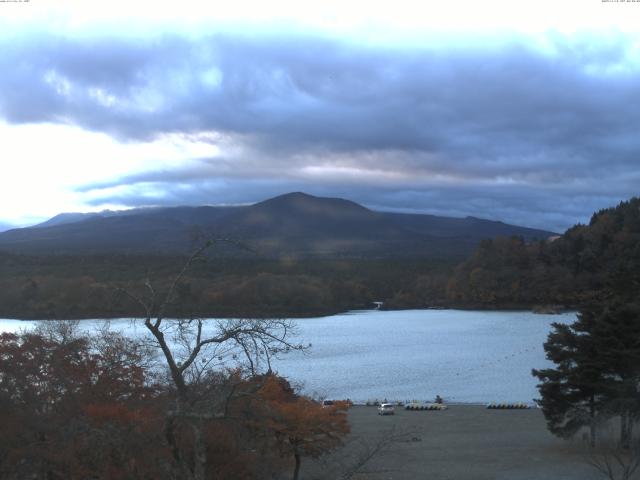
left=1, top=197, right=638, bottom=320
left=0, top=254, right=453, bottom=319
left=447, top=197, right=640, bottom=309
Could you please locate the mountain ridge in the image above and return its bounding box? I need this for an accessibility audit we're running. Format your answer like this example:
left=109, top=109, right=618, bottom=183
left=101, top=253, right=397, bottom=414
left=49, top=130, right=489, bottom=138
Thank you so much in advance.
left=0, top=192, right=556, bottom=258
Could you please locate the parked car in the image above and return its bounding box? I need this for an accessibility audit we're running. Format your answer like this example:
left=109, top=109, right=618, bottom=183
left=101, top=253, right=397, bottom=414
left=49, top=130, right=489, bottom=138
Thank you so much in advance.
left=321, top=400, right=334, bottom=408
left=378, top=403, right=395, bottom=415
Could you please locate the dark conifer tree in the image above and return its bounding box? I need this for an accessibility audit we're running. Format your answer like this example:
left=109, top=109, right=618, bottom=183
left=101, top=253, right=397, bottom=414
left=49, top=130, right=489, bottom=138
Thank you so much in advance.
left=587, top=301, right=640, bottom=448
left=533, top=317, right=606, bottom=447
left=534, top=301, right=640, bottom=447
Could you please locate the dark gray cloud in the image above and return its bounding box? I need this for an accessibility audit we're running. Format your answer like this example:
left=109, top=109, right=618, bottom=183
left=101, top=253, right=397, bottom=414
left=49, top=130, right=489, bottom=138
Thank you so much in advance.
left=1, top=30, right=639, bottom=231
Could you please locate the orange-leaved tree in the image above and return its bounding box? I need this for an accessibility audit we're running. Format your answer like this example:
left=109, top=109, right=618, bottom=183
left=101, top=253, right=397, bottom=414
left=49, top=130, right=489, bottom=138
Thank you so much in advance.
left=0, top=330, right=165, bottom=480
left=257, top=375, right=351, bottom=480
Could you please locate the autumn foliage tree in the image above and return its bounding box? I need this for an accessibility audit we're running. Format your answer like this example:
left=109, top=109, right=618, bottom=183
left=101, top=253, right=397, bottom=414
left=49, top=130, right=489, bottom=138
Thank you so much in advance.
left=256, top=376, right=350, bottom=480
left=0, top=330, right=164, bottom=479
left=0, top=329, right=351, bottom=480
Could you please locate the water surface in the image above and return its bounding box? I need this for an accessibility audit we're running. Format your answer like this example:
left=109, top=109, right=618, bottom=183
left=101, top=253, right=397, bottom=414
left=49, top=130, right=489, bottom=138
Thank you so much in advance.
left=0, top=309, right=574, bottom=403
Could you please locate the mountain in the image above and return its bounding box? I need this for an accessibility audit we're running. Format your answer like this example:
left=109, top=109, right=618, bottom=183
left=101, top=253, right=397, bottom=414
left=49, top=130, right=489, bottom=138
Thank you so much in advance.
left=31, top=209, right=160, bottom=228
left=0, top=192, right=556, bottom=258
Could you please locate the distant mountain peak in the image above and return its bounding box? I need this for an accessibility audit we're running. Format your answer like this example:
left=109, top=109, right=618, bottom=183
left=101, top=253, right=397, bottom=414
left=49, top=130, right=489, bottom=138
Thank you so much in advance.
left=258, top=191, right=331, bottom=204
left=272, top=191, right=313, bottom=200
left=254, top=191, right=372, bottom=214
left=0, top=192, right=557, bottom=257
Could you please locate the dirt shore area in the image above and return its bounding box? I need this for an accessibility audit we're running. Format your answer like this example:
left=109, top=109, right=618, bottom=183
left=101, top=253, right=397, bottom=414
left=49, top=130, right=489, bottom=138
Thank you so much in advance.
left=303, top=405, right=605, bottom=480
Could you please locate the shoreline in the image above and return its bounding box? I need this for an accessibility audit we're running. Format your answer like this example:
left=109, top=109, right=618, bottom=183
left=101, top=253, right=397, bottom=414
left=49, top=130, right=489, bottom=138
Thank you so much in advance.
left=0, top=305, right=577, bottom=322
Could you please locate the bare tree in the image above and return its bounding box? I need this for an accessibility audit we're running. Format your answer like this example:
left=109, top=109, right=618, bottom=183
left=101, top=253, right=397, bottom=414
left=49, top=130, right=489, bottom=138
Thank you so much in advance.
left=585, top=445, right=640, bottom=480
left=308, top=425, right=419, bottom=480
left=584, top=428, right=640, bottom=480
left=116, top=241, right=306, bottom=480
left=34, top=319, right=81, bottom=345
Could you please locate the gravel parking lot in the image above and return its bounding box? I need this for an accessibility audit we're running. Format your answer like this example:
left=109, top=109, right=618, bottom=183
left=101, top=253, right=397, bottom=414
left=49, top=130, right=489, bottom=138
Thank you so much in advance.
left=303, top=405, right=606, bottom=480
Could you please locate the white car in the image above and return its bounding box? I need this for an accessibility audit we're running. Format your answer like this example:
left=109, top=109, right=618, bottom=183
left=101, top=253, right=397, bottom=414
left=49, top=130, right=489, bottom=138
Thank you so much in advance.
left=378, top=403, right=395, bottom=415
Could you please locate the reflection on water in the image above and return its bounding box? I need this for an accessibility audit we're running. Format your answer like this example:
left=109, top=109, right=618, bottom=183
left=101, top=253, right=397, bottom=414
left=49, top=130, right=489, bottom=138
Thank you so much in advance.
left=0, top=309, right=574, bottom=403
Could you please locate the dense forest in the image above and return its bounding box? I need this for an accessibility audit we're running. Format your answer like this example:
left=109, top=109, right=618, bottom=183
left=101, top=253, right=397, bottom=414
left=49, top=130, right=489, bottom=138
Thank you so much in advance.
left=447, top=197, right=640, bottom=309
left=0, top=197, right=638, bottom=319
left=0, top=254, right=453, bottom=319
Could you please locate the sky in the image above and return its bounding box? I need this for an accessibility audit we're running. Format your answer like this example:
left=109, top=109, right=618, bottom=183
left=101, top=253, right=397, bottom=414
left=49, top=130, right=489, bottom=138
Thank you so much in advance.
left=0, top=0, right=639, bottom=232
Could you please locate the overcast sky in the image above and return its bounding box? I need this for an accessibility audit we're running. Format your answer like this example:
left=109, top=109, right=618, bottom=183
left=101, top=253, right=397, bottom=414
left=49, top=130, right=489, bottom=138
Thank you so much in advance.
left=0, top=0, right=639, bottom=232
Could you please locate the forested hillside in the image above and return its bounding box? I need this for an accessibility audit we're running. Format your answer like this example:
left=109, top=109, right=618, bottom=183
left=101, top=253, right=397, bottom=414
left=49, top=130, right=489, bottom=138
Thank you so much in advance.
left=2, top=197, right=637, bottom=319
left=446, top=198, right=640, bottom=309
left=0, top=254, right=452, bottom=319
left=0, top=192, right=553, bottom=319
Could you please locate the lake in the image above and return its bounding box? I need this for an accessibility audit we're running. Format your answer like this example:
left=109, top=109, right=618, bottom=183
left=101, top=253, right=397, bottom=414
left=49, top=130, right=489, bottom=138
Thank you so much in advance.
left=0, top=309, right=575, bottom=404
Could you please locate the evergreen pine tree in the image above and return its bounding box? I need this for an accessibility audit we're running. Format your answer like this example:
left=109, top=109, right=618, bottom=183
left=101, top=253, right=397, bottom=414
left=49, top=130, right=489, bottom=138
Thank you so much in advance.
left=588, top=301, right=640, bottom=448
left=534, top=301, right=640, bottom=447
left=533, top=318, right=606, bottom=446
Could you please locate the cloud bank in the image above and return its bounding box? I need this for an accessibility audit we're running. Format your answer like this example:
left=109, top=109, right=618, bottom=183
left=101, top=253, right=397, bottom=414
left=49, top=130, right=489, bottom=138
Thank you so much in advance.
left=1, top=29, right=639, bottom=231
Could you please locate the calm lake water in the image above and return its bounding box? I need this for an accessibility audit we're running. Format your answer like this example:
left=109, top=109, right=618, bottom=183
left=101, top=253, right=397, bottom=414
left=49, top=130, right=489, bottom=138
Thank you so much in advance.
left=0, top=309, right=575, bottom=404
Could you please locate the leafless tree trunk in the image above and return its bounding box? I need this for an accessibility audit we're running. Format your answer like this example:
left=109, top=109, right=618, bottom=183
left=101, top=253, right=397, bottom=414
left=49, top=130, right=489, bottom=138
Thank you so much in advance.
left=191, top=422, right=207, bottom=480
left=585, top=429, right=640, bottom=480
left=309, top=425, right=417, bottom=480
left=590, top=395, right=597, bottom=448
left=293, top=451, right=302, bottom=480
left=117, top=241, right=305, bottom=479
